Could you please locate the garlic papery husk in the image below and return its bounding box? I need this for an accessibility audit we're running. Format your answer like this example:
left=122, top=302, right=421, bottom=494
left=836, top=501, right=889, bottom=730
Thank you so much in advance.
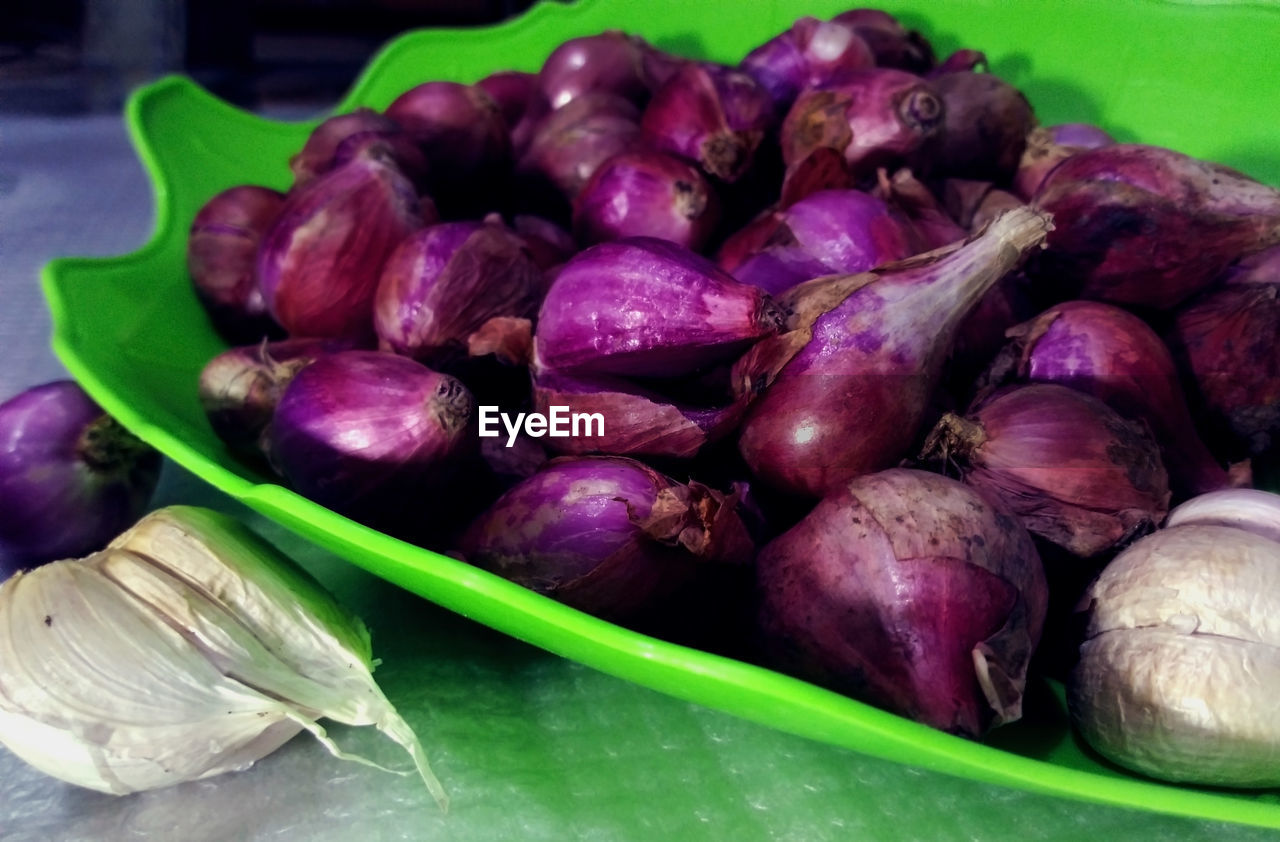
left=0, top=506, right=445, bottom=806
left=1165, top=488, right=1280, bottom=545
left=1069, top=524, right=1280, bottom=787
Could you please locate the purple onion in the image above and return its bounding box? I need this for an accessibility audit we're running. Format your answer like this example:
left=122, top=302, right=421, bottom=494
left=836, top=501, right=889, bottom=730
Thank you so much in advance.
left=372, top=220, right=545, bottom=363
left=538, top=31, right=652, bottom=110
left=198, top=337, right=358, bottom=457
left=780, top=69, right=945, bottom=181
left=187, top=185, right=286, bottom=343
left=830, top=9, right=935, bottom=73
left=455, top=455, right=754, bottom=621
left=258, top=152, right=423, bottom=339
left=0, top=381, right=160, bottom=569
left=1166, top=247, right=1280, bottom=458
left=1013, top=124, right=1115, bottom=201
left=734, top=207, right=1052, bottom=498
left=384, top=81, right=511, bottom=209
left=925, top=384, right=1171, bottom=558
left=641, top=62, right=775, bottom=183
left=983, top=300, right=1231, bottom=498
left=1030, top=144, right=1280, bottom=309
left=730, top=189, right=921, bottom=295
left=922, top=71, right=1035, bottom=183
left=329, top=131, right=430, bottom=194
left=741, top=17, right=876, bottom=115
left=756, top=467, right=1046, bottom=737
left=530, top=368, right=748, bottom=460
left=873, top=168, right=966, bottom=249
left=289, top=108, right=426, bottom=191
left=268, top=351, right=475, bottom=526
left=517, top=92, right=644, bottom=204
left=512, top=214, right=577, bottom=270
left=476, top=70, right=539, bottom=129
left=716, top=207, right=785, bottom=273
left=572, top=150, right=720, bottom=250
left=535, top=237, right=783, bottom=378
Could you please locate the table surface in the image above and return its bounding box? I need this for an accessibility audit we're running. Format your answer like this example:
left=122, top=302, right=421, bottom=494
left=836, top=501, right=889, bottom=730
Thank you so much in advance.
left=0, top=110, right=1274, bottom=842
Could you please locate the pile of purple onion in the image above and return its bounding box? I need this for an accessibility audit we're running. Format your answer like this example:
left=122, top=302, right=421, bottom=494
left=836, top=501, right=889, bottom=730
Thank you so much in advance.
left=180, top=8, right=1280, bottom=746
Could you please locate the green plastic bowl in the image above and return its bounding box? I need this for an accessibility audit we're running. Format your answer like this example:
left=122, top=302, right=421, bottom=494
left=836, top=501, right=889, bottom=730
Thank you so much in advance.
left=43, top=0, right=1280, bottom=829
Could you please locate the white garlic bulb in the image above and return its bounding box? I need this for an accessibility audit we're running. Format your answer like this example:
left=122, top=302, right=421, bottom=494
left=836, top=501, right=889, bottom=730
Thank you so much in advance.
left=0, top=506, right=445, bottom=806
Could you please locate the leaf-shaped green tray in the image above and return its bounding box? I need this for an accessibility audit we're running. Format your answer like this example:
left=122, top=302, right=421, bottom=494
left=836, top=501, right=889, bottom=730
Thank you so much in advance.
left=42, top=0, right=1280, bottom=829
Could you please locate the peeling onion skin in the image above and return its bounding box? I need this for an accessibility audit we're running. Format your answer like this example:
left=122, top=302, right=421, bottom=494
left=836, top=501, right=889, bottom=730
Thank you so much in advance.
left=736, top=207, right=1052, bottom=499
left=1012, top=123, right=1114, bottom=201
left=740, top=17, right=876, bottom=117
left=0, top=382, right=160, bottom=570
left=1070, top=524, right=1280, bottom=787
left=755, top=468, right=1046, bottom=738
left=926, top=383, right=1171, bottom=558
left=1029, top=144, right=1280, bottom=309
left=187, top=185, right=286, bottom=344
left=985, top=300, right=1231, bottom=498
left=455, top=455, right=755, bottom=622
left=534, top=237, right=783, bottom=379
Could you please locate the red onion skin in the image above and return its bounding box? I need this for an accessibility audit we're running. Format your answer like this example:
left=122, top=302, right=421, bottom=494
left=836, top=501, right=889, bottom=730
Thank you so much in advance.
left=741, top=17, right=876, bottom=115
left=716, top=207, right=785, bottom=273
left=1030, top=145, right=1280, bottom=309
left=0, top=382, right=160, bottom=569
left=268, top=351, right=475, bottom=527
left=736, top=208, right=1052, bottom=498
left=780, top=69, right=945, bottom=179
left=538, top=31, right=652, bottom=111
left=329, top=130, right=431, bottom=194
left=476, top=70, right=539, bottom=129
left=384, top=81, right=511, bottom=207
left=830, top=9, right=935, bottom=73
left=198, top=337, right=359, bottom=456
left=933, top=384, right=1171, bottom=557
left=641, top=62, right=775, bottom=183
left=257, top=154, right=423, bottom=340
left=535, top=237, right=782, bottom=378
left=511, top=214, right=577, bottom=270
left=990, top=300, right=1230, bottom=498
left=572, top=150, right=720, bottom=251
left=516, top=92, right=644, bottom=207
left=1167, top=274, right=1280, bottom=459
left=455, top=455, right=754, bottom=621
left=923, top=71, right=1035, bottom=183
left=289, top=108, right=423, bottom=190
left=931, top=49, right=988, bottom=75
left=530, top=368, right=748, bottom=459
left=730, top=189, right=921, bottom=295
left=187, top=185, right=286, bottom=344
left=373, top=220, right=545, bottom=363
left=756, top=468, right=1046, bottom=737
left=1013, top=124, right=1114, bottom=201
left=873, top=168, right=966, bottom=249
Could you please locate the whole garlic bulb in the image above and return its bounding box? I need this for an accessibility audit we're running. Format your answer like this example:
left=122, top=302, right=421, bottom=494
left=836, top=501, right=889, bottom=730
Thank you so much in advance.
left=0, top=506, right=445, bottom=806
left=1069, top=523, right=1280, bottom=787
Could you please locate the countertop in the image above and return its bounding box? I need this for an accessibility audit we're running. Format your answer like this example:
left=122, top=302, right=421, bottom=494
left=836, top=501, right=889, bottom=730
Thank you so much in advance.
left=0, top=111, right=1274, bottom=842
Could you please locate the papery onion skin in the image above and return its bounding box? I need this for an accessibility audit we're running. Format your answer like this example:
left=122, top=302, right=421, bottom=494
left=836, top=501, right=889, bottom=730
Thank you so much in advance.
left=1029, top=144, right=1280, bottom=309
left=1069, top=524, right=1280, bottom=787
left=290, top=108, right=425, bottom=191
left=535, top=237, right=783, bottom=378
left=830, top=9, right=935, bottom=74
left=199, top=338, right=359, bottom=457
left=1013, top=123, right=1114, bottom=201
left=257, top=153, right=423, bottom=339
left=923, top=71, right=1035, bottom=183
left=572, top=150, right=720, bottom=250
left=1166, top=488, right=1280, bottom=544
left=455, top=455, right=754, bottom=621
left=756, top=468, right=1046, bottom=737
left=740, top=17, right=876, bottom=115
left=373, top=220, right=545, bottom=363
left=988, top=300, right=1230, bottom=498
left=187, top=185, right=286, bottom=344
left=641, top=62, right=775, bottom=183
left=268, top=351, right=475, bottom=528
left=1166, top=251, right=1280, bottom=459
left=780, top=69, right=945, bottom=180
left=927, top=383, right=1171, bottom=557
left=736, top=207, right=1052, bottom=499
left=0, top=382, right=160, bottom=569
left=512, top=214, right=577, bottom=270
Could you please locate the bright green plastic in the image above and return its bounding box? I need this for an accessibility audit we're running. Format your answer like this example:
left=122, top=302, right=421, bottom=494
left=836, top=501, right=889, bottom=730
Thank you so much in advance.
left=42, top=0, right=1280, bottom=829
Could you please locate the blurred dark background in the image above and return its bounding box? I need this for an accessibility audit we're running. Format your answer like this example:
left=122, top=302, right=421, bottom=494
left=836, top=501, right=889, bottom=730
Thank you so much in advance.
left=1, top=0, right=541, bottom=114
